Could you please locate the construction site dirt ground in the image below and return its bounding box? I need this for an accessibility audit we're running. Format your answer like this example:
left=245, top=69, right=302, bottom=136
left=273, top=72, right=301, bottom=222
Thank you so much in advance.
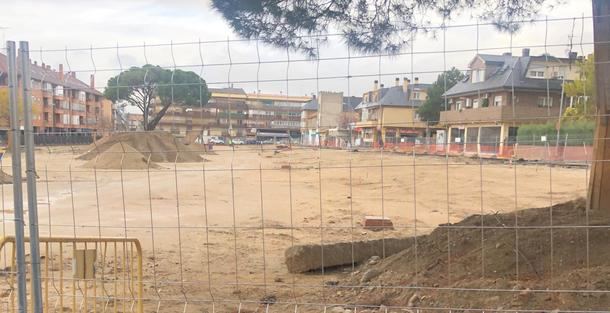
left=0, top=144, right=590, bottom=312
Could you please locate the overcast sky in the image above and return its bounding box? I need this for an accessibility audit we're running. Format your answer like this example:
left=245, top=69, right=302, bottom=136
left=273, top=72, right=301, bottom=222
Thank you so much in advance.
left=0, top=0, right=595, bottom=97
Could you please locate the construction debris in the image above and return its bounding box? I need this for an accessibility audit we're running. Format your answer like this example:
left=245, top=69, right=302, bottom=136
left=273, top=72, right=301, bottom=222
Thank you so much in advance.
left=284, top=238, right=411, bottom=273
left=362, top=216, right=394, bottom=230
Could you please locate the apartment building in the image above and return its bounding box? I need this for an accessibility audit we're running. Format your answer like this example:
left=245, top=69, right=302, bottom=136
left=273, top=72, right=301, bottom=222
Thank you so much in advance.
left=156, top=87, right=310, bottom=140
left=0, top=53, right=111, bottom=136
left=440, top=48, right=580, bottom=155
left=353, top=78, right=431, bottom=147
left=245, top=92, right=310, bottom=140
left=300, top=92, right=362, bottom=146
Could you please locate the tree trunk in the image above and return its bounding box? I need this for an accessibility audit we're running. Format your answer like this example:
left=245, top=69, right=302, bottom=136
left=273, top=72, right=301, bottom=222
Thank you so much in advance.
left=587, top=0, right=610, bottom=211
left=146, top=102, right=172, bottom=131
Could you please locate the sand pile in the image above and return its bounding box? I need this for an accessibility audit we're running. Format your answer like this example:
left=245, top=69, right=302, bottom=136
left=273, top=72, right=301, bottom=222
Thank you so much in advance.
left=331, top=198, right=610, bottom=311
left=78, top=132, right=204, bottom=164
left=82, top=142, right=162, bottom=169
left=0, top=170, right=15, bottom=184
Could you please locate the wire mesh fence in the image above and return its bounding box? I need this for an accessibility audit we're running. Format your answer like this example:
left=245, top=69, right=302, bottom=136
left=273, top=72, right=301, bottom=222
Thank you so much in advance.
left=0, top=9, right=608, bottom=313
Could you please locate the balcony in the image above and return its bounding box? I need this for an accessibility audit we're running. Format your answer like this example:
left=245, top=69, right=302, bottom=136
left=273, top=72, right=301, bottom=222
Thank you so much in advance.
left=440, top=105, right=559, bottom=125
left=217, top=112, right=247, bottom=119
left=354, top=120, right=378, bottom=128
left=440, top=106, right=504, bottom=124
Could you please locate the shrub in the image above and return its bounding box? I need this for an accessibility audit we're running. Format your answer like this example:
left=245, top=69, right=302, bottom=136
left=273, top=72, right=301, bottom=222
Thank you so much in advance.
left=516, top=120, right=595, bottom=146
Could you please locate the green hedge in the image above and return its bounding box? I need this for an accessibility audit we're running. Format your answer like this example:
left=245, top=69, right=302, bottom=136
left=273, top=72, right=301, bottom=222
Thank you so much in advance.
left=516, top=120, right=595, bottom=146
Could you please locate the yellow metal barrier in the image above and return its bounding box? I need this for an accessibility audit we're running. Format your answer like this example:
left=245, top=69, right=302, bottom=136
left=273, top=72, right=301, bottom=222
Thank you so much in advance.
left=0, top=236, right=143, bottom=313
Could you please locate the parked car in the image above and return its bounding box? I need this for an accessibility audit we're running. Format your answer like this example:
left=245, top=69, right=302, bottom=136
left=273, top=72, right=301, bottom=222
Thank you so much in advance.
left=245, top=139, right=258, bottom=145
left=232, top=139, right=245, bottom=145
left=209, top=137, right=225, bottom=144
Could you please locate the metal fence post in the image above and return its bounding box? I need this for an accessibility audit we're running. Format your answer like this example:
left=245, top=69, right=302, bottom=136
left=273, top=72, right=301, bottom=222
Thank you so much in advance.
left=7, top=40, right=28, bottom=313
left=20, top=41, right=44, bottom=313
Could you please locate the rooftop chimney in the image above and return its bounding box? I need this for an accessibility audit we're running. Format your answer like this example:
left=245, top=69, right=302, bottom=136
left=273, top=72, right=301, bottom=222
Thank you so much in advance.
left=414, top=77, right=419, bottom=84
left=380, top=83, right=385, bottom=88
left=373, top=80, right=379, bottom=91
left=395, top=77, right=400, bottom=87
left=502, top=52, right=512, bottom=57
left=90, top=74, right=95, bottom=89
left=41, top=62, right=46, bottom=68
left=59, top=64, right=64, bottom=81
left=522, top=48, right=530, bottom=57
left=403, top=77, right=410, bottom=93
left=34, top=61, right=37, bottom=66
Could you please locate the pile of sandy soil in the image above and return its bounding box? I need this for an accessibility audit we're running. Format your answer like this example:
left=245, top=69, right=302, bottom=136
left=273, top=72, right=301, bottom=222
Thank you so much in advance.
left=81, top=142, right=162, bottom=169
left=0, top=170, right=15, bottom=184
left=330, top=198, right=610, bottom=312
left=78, top=132, right=204, bottom=165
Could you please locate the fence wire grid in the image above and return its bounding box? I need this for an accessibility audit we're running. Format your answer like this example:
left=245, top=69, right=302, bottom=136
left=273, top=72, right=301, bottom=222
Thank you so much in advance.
left=0, top=11, right=609, bottom=313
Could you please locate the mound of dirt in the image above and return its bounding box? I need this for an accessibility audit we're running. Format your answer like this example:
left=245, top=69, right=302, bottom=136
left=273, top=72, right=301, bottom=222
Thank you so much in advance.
left=81, top=142, right=162, bottom=169
left=331, top=198, right=610, bottom=311
left=0, top=170, right=15, bottom=184
left=78, top=132, right=204, bottom=163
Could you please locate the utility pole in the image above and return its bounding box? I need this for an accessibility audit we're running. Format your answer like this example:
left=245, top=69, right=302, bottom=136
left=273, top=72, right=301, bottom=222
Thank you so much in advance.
left=587, top=0, right=610, bottom=211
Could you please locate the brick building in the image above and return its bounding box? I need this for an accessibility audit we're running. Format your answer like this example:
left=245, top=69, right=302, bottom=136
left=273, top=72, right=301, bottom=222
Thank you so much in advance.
left=440, top=49, right=581, bottom=155
left=0, top=53, right=111, bottom=137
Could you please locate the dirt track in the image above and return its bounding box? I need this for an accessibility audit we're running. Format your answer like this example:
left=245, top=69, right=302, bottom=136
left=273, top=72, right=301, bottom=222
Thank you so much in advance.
left=0, top=145, right=588, bottom=312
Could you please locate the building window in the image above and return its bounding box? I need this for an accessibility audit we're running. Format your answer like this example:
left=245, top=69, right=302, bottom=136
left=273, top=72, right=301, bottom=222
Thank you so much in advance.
left=473, top=99, right=479, bottom=108
left=529, top=70, right=545, bottom=78
left=54, top=86, right=64, bottom=96
left=493, top=95, right=503, bottom=106
left=455, top=100, right=463, bottom=111
left=472, top=69, right=485, bottom=83
left=465, top=98, right=472, bottom=108
left=537, top=96, right=553, bottom=107
left=412, top=92, right=420, bottom=100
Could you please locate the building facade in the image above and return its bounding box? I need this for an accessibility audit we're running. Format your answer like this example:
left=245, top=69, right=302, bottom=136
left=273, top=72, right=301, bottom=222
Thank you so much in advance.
left=353, top=78, right=431, bottom=147
left=0, top=53, right=111, bottom=137
left=300, top=92, right=362, bottom=147
left=155, top=87, right=310, bottom=140
left=440, top=49, right=581, bottom=155
left=244, top=92, right=310, bottom=140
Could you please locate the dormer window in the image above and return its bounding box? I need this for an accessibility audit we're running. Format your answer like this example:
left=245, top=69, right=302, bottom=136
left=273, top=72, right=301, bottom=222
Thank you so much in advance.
left=529, top=70, right=545, bottom=78
left=472, top=69, right=485, bottom=83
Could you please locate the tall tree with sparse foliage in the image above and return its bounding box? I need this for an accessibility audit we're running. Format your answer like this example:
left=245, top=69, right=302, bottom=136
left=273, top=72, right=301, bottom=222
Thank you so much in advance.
left=104, top=65, right=210, bottom=131
left=417, top=68, right=464, bottom=123
left=563, top=55, right=596, bottom=121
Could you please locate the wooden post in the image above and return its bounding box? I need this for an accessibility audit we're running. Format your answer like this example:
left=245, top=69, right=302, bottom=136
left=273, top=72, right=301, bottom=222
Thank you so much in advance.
left=587, top=0, right=610, bottom=210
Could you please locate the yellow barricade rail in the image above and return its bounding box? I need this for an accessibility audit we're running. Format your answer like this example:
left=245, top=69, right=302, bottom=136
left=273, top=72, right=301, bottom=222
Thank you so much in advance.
left=0, top=236, right=143, bottom=313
